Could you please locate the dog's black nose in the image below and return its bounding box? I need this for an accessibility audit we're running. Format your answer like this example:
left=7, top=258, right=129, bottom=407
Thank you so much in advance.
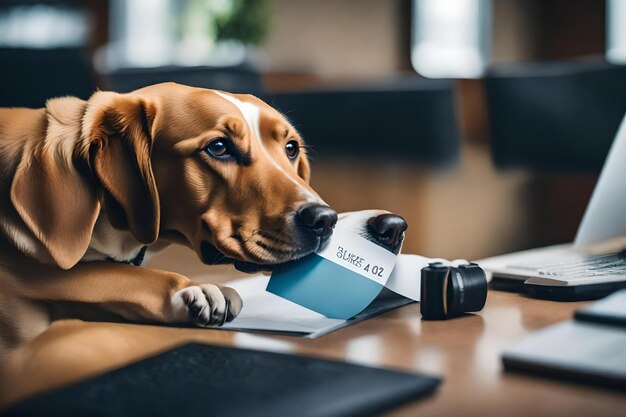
left=297, top=203, right=338, bottom=238
left=367, top=214, right=408, bottom=247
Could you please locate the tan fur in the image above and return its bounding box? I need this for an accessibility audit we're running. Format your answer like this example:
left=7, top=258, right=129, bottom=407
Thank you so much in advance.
left=0, top=83, right=320, bottom=353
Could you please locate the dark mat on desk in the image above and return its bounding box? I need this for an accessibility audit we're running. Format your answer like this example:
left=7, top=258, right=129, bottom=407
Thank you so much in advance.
left=5, top=343, right=441, bottom=417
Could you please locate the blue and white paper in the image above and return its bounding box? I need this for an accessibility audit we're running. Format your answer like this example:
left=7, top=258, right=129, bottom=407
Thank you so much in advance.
left=222, top=252, right=465, bottom=337
left=267, top=227, right=399, bottom=319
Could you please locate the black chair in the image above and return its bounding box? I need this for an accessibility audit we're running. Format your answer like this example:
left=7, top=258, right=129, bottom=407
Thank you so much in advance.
left=105, top=65, right=264, bottom=95
left=263, top=78, right=461, bottom=165
left=0, top=47, right=96, bottom=108
left=0, top=46, right=263, bottom=106
left=485, top=59, right=626, bottom=172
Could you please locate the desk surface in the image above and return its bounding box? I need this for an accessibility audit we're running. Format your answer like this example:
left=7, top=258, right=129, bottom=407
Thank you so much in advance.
left=1, top=247, right=625, bottom=416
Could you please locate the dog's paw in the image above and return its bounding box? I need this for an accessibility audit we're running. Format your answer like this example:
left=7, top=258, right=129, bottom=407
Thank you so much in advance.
left=170, top=284, right=242, bottom=327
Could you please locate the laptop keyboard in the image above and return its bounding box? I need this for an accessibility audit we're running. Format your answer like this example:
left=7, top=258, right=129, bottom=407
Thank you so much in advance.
left=508, top=251, right=626, bottom=278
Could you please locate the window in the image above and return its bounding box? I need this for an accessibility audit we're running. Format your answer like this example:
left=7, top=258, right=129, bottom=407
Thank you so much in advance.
left=0, top=4, right=87, bottom=48
left=607, top=0, right=626, bottom=64
left=411, top=0, right=490, bottom=78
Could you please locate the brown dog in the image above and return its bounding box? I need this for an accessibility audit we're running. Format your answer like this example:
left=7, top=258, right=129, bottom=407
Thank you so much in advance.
left=0, top=82, right=340, bottom=353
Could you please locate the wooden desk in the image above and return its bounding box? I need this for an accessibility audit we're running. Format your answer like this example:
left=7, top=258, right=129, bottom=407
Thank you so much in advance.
left=1, top=247, right=625, bottom=416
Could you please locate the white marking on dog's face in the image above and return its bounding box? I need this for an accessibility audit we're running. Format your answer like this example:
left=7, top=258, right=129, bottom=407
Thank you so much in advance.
left=213, top=91, right=322, bottom=204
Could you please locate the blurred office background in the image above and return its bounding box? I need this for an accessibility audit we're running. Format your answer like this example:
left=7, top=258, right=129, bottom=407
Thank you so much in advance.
left=1, top=0, right=625, bottom=264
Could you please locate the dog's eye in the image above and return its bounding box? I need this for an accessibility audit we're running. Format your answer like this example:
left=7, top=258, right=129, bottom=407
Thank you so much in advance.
left=285, top=140, right=299, bottom=160
left=204, top=139, right=230, bottom=159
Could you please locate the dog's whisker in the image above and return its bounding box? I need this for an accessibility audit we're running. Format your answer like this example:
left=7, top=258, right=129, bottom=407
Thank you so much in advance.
left=211, top=240, right=232, bottom=265
left=240, top=241, right=274, bottom=264
left=254, top=240, right=293, bottom=256
left=256, top=230, right=292, bottom=247
left=220, top=224, right=307, bottom=265
left=247, top=229, right=293, bottom=248
left=235, top=227, right=309, bottom=263
left=225, top=231, right=280, bottom=264
left=300, top=144, right=317, bottom=154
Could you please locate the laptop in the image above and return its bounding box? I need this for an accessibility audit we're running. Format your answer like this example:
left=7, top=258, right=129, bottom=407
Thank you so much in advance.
left=479, top=113, right=626, bottom=300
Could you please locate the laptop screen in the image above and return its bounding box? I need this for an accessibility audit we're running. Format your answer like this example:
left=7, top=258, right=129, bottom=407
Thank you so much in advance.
left=575, top=112, right=626, bottom=247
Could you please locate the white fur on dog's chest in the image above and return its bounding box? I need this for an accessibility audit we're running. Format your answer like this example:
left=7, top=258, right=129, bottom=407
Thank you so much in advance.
left=81, top=211, right=147, bottom=264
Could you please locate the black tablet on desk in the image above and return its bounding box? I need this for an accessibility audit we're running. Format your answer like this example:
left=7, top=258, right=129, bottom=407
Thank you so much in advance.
left=4, top=343, right=441, bottom=417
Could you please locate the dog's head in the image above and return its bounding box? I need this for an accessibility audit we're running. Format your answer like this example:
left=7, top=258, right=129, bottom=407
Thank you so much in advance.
left=9, top=83, right=337, bottom=269
left=143, top=84, right=339, bottom=268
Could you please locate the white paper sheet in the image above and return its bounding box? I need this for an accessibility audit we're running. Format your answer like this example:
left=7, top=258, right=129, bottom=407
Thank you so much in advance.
left=221, top=275, right=345, bottom=335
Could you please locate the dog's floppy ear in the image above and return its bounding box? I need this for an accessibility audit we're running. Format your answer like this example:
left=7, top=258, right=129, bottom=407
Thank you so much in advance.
left=87, top=92, right=160, bottom=245
left=10, top=99, right=101, bottom=269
